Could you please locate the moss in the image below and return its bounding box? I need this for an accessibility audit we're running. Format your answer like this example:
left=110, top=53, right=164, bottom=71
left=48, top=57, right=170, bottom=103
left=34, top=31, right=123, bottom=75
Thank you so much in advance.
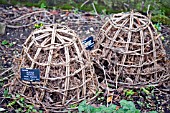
left=0, top=0, right=121, bottom=14
left=161, top=8, right=170, bottom=17
left=151, top=15, right=170, bottom=25
left=2, top=0, right=165, bottom=16
left=59, top=4, right=73, bottom=10
left=25, top=2, right=39, bottom=7
left=0, top=0, right=8, bottom=4
left=80, top=4, right=93, bottom=12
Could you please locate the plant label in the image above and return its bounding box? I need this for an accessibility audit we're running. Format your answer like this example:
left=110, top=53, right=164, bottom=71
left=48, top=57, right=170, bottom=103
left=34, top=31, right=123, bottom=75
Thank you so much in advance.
left=20, top=68, right=40, bottom=82
left=82, top=36, right=94, bottom=50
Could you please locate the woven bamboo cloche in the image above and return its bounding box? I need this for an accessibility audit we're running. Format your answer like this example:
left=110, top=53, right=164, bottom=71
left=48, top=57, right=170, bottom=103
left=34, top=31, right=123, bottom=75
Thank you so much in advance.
left=9, top=24, right=98, bottom=111
left=95, top=11, right=168, bottom=87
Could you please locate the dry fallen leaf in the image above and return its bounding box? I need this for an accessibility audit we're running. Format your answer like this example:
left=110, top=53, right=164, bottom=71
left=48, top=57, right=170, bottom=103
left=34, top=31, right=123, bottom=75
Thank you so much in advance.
left=116, top=106, right=120, bottom=110
left=107, top=96, right=113, bottom=103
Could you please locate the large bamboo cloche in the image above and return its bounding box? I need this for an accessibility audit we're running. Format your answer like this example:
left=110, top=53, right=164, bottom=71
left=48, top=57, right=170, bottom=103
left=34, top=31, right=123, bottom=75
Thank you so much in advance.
left=9, top=24, right=98, bottom=111
left=95, top=11, right=168, bottom=87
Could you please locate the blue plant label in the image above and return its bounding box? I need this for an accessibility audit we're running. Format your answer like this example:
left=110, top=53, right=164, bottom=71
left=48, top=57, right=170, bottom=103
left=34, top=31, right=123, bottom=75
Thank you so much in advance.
left=82, top=36, right=94, bottom=50
left=20, top=68, right=40, bottom=82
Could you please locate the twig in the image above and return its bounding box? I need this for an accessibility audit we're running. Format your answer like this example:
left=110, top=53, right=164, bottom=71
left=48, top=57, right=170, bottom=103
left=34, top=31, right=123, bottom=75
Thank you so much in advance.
left=43, top=9, right=53, bottom=23
left=155, top=87, right=170, bottom=95
left=11, top=10, right=51, bottom=22
left=81, top=0, right=89, bottom=8
left=1, top=73, right=14, bottom=80
left=102, top=66, right=110, bottom=107
left=34, top=15, right=51, bottom=25
left=92, top=3, right=98, bottom=15
left=147, top=4, right=150, bottom=17
left=0, top=98, right=5, bottom=105
left=53, top=15, right=55, bottom=24
left=0, top=67, right=13, bottom=76
left=6, top=21, right=36, bottom=28
left=65, top=96, right=76, bottom=105
left=34, top=15, right=39, bottom=23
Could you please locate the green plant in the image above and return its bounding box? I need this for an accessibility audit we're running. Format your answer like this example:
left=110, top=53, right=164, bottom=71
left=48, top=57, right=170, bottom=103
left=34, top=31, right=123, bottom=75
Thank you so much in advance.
left=38, top=0, right=47, bottom=9
left=152, top=15, right=170, bottom=25
left=73, top=8, right=79, bottom=14
left=78, top=100, right=117, bottom=113
left=3, top=91, right=41, bottom=113
left=1, top=40, right=15, bottom=48
left=98, top=96, right=104, bottom=101
left=40, top=2, right=46, bottom=9
left=154, top=22, right=161, bottom=31
left=1, top=40, right=8, bottom=45
left=34, top=23, right=43, bottom=28
left=146, top=86, right=155, bottom=90
left=118, top=100, right=140, bottom=113
left=3, top=89, right=11, bottom=98
left=140, top=87, right=150, bottom=95
left=9, top=43, right=14, bottom=47
left=78, top=99, right=157, bottom=113
left=124, top=89, right=135, bottom=97
left=0, top=78, right=4, bottom=87
left=78, top=99, right=141, bottom=113
left=102, top=9, right=107, bottom=15
left=137, top=101, right=144, bottom=107
left=70, top=103, right=78, bottom=108
left=153, top=23, right=161, bottom=31
left=161, top=36, right=165, bottom=41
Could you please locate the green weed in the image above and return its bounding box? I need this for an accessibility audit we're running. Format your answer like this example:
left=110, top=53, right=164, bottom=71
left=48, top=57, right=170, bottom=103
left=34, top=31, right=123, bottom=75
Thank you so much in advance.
left=3, top=90, right=41, bottom=113
left=1, top=40, right=8, bottom=45
left=78, top=99, right=157, bottom=113
left=124, top=89, right=135, bottom=97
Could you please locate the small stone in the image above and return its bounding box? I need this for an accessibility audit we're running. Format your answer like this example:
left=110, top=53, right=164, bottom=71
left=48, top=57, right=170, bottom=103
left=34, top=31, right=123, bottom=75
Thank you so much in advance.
left=61, top=22, right=65, bottom=25
left=13, top=50, right=19, bottom=56
left=1, top=56, right=5, bottom=60
left=12, top=42, right=17, bottom=45
left=89, top=27, right=94, bottom=32
left=0, top=22, right=6, bottom=35
left=12, top=7, right=17, bottom=11
left=86, top=30, right=90, bottom=34
left=79, top=30, right=82, bottom=34
left=6, top=61, right=12, bottom=67
left=32, top=7, right=39, bottom=11
left=60, top=14, right=65, bottom=17
left=63, top=16, right=67, bottom=20
left=20, top=34, right=23, bottom=37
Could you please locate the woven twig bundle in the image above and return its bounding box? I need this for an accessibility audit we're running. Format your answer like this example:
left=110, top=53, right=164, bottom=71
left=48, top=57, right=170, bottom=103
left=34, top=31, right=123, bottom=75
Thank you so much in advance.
left=95, top=11, right=169, bottom=87
left=9, top=24, right=98, bottom=111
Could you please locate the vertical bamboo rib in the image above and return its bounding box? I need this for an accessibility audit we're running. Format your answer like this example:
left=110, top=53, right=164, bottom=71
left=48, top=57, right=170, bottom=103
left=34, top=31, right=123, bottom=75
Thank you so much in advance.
left=118, top=12, right=133, bottom=76
left=74, top=38, right=86, bottom=97
left=40, top=25, right=56, bottom=101
left=63, top=46, right=70, bottom=104
left=148, top=26, right=157, bottom=80
left=136, top=30, right=144, bottom=82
